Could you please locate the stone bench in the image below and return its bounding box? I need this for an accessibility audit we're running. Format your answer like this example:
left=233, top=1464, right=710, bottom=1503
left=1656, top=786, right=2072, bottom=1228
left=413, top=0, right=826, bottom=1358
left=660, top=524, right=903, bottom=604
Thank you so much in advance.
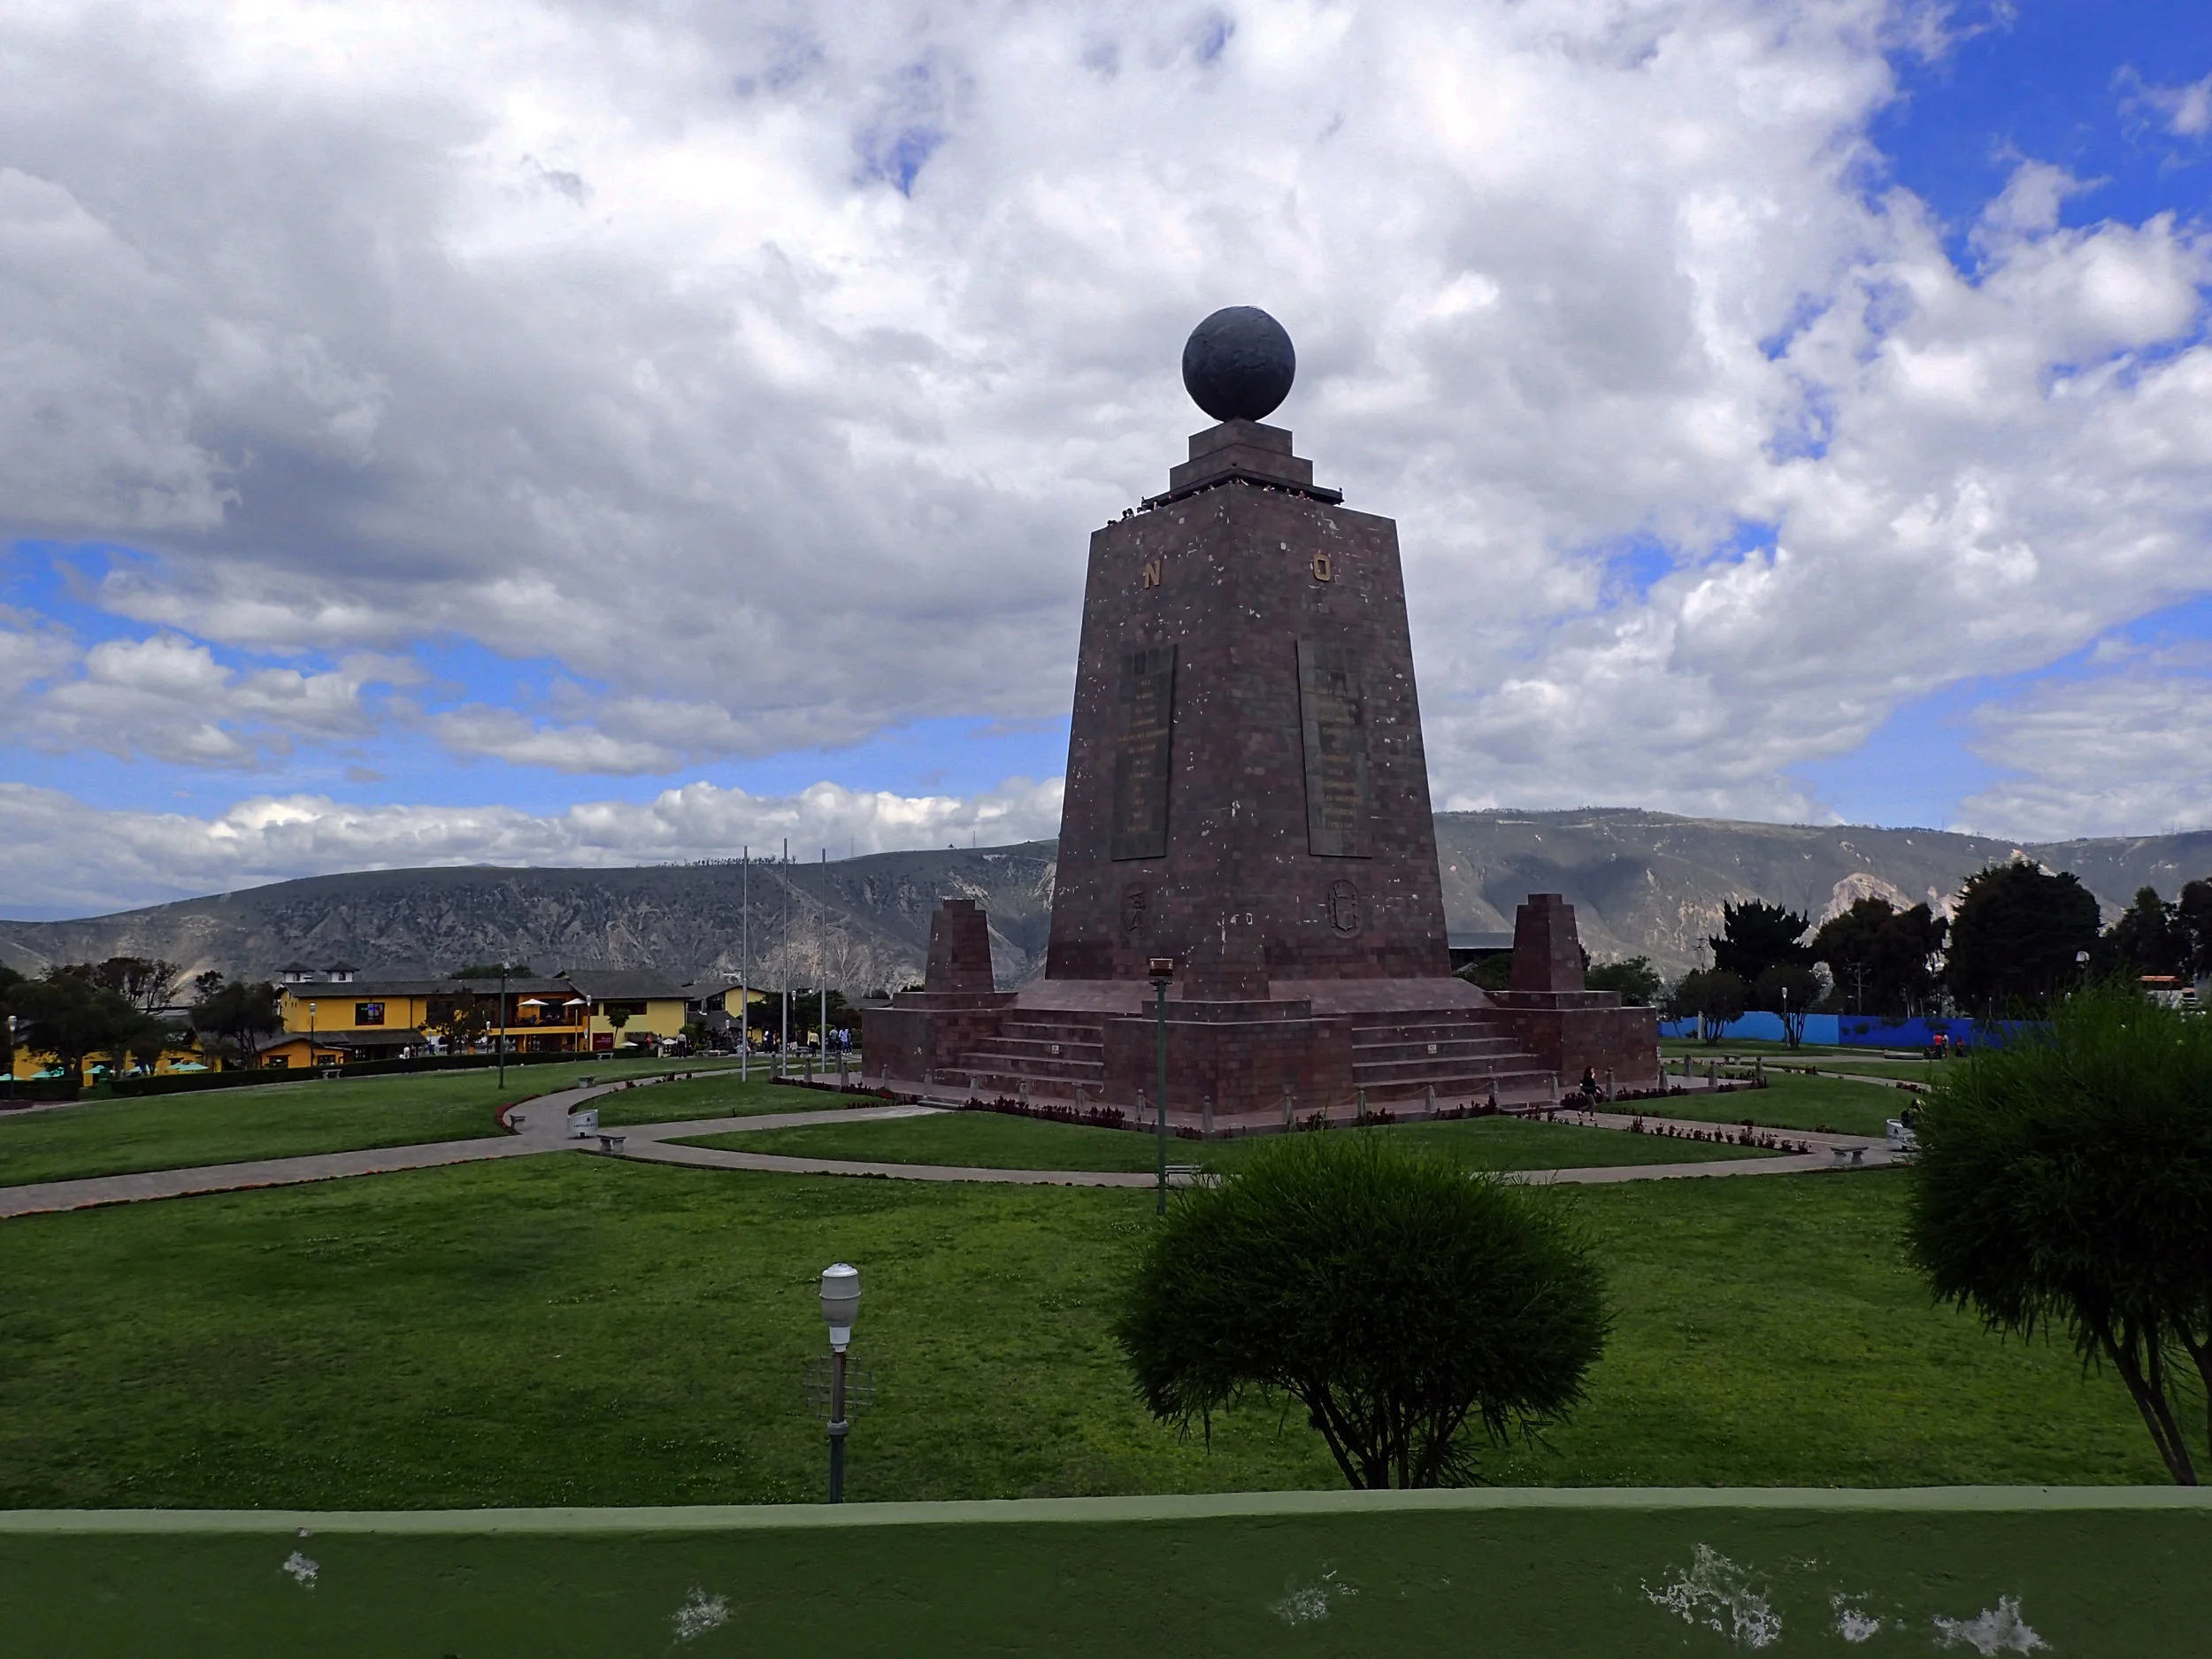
left=596, top=1133, right=626, bottom=1154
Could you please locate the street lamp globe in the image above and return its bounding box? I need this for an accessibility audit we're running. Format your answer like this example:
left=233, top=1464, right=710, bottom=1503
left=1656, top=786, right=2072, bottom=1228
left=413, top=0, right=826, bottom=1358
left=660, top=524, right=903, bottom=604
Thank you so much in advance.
left=819, top=1263, right=861, bottom=1351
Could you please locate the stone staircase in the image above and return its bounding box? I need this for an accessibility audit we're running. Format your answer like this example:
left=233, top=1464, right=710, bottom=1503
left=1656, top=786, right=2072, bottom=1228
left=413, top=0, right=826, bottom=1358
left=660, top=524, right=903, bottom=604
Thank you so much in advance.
left=1348, top=1008, right=1554, bottom=1107
left=934, top=1003, right=1562, bottom=1114
left=949, top=1016, right=1109, bottom=1102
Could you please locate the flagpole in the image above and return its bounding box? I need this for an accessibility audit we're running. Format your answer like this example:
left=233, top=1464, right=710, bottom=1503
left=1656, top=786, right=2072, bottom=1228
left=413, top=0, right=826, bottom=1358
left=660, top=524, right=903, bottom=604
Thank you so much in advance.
left=820, top=847, right=829, bottom=1070
left=740, top=845, right=749, bottom=1083
left=780, top=837, right=790, bottom=1078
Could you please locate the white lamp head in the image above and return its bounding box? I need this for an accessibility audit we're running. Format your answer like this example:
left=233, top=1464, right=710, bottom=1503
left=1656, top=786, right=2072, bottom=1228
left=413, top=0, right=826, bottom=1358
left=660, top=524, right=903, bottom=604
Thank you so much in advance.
left=819, top=1262, right=861, bottom=1351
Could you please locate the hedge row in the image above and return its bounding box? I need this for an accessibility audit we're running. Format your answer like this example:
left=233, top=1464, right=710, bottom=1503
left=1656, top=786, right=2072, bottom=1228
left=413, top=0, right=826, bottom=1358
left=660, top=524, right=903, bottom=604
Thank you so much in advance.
left=0, top=1079, right=81, bottom=1103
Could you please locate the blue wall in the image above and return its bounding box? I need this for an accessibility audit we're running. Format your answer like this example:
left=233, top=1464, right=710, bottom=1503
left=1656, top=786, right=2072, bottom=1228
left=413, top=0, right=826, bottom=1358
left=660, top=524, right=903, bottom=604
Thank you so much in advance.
left=1658, top=1013, right=1839, bottom=1044
left=1660, top=1013, right=2013, bottom=1048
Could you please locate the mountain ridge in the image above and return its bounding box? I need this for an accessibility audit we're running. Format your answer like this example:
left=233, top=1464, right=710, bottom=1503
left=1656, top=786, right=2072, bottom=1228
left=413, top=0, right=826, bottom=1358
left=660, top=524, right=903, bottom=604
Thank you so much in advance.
left=4, top=809, right=2208, bottom=990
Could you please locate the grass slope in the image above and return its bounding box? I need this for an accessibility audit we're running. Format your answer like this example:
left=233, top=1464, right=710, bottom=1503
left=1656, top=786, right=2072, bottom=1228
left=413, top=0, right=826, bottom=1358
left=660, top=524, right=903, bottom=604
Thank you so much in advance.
left=1646, top=1072, right=1907, bottom=1137
left=0, top=1059, right=735, bottom=1187
left=0, top=1159, right=2162, bottom=1509
left=684, top=1110, right=1780, bottom=1171
left=591, top=1072, right=889, bottom=1129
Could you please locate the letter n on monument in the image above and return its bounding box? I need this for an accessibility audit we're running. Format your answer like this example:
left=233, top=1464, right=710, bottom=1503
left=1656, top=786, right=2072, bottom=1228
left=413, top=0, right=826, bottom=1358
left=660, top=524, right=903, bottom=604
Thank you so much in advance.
left=1110, top=645, right=1176, bottom=861
left=1297, top=639, right=1372, bottom=858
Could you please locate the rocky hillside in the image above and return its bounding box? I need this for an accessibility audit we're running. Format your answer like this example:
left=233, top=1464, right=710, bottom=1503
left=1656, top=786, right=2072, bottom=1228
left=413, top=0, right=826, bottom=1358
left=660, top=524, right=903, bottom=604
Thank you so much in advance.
left=4, top=810, right=2208, bottom=989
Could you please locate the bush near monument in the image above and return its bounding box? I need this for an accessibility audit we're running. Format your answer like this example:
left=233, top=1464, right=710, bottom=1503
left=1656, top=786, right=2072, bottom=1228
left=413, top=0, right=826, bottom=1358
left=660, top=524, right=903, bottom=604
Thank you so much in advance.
left=1115, top=1133, right=1606, bottom=1490
left=1906, top=984, right=2212, bottom=1486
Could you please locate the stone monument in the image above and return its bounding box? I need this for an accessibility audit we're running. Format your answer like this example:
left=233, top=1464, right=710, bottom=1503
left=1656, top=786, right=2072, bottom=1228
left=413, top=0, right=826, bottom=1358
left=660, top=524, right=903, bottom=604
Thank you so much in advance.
left=864, top=309, right=1658, bottom=1122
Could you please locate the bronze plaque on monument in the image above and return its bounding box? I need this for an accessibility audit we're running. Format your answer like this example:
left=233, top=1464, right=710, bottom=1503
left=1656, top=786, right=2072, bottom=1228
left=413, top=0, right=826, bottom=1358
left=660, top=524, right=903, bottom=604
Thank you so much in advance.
left=1110, top=645, right=1176, bottom=860
left=1298, top=639, right=1372, bottom=857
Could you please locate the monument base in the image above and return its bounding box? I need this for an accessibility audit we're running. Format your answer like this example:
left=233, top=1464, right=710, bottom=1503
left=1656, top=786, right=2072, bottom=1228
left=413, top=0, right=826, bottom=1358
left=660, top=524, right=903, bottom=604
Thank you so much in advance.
left=866, top=976, right=1659, bottom=1122
left=861, top=893, right=1662, bottom=1123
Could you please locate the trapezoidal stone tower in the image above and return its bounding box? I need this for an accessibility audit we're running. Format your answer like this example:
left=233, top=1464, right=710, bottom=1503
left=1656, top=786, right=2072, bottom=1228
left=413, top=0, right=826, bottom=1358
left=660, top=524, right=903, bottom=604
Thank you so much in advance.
left=864, top=308, right=1658, bottom=1121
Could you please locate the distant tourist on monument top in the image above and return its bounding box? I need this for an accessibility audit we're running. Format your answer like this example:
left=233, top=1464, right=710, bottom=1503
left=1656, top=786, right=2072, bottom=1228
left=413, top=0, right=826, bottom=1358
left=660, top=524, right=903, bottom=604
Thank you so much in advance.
left=864, top=311, right=1659, bottom=1123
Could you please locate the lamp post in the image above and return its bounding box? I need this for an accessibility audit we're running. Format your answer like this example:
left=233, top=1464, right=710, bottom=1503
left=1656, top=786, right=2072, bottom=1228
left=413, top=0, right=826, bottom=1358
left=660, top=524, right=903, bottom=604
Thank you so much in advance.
left=496, top=963, right=510, bottom=1087
left=308, top=1001, right=318, bottom=1069
left=8, top=1013, right=19, bottom=1099
left=818, top=1263, right=861, bottom=1503
left=1148, top=956, right=1174, bottom=1216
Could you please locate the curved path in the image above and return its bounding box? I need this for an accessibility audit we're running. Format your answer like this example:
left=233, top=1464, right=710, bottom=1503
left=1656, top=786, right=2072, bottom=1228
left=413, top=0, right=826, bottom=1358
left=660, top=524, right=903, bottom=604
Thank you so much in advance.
left=607, top=1103, right=1898, bottom=1187
left=0, top=1086, right=1900, bottom=1220
left=0, top=1076, right=628, bottom=1221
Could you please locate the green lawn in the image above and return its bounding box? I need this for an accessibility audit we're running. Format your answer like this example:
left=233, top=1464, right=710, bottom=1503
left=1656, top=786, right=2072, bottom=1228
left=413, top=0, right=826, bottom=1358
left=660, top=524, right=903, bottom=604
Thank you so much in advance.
left=591, top=1071, right=889, bottom=1128
left=1644, top=1072, right=1908, bottom=1137
left=683, top=1109, right=1781, bottom=1171
left=0, top=1058, right=736, bottom=1187
left=0, top=1158, right=2164, bottom=1509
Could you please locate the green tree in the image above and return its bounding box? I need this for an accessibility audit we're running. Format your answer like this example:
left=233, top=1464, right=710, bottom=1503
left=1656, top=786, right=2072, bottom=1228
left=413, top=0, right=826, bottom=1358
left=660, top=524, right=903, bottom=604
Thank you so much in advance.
left=0, top=963, right=24, bottom=1079
left=745, top=987, right=855, bottom=1046
left=1709, top=900, right=1812, bottom=983
left=1904, top=985, right=2212, bottom=1485
left=1456, top=954, right=1514, bottom=992
left=1751, top=963, right=1822, bottom=1048
left=1809, top=897, right=1947, bottom=1017
left=1664, top=968, right=1749, bottom=1043
left=66, top=956, right=185, bottom=1014
left=1586, top=956, right=1663, bottom=1006
left=424, top=991, right=487, bottom=1052
left=2095, top=887, right=2191, bottom=980
left=186, top=977, right=285, bottom=1067
left=2177, top=878, right=2212, bottom=979
left=12, top=972, right=146, bottom=1082
left=1945, top=862, right=2101, bottom=1014
left=1115, top=1133, right=1606, bottom=1489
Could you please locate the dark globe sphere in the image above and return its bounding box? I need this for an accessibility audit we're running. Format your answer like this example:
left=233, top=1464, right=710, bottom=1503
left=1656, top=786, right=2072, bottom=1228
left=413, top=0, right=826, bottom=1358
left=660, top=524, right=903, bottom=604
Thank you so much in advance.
left=1181, top=306, right=1295, bottom=423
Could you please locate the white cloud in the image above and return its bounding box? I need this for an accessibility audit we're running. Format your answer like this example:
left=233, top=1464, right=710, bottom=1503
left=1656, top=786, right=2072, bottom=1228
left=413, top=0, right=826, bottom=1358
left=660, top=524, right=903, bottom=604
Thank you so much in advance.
left=1426, top=158, right=2212, bottom=818
left=428, top=691, right=876, bottom=772
left=7, top=631, right=392, bottom=767
left=2126, top=69, right=2212, bottom=140
left=0, top=775, right=1064, bottom=917
left=0, top=0, right=2209, bottom=903
left=1958, top=668, right=2212, bottom=840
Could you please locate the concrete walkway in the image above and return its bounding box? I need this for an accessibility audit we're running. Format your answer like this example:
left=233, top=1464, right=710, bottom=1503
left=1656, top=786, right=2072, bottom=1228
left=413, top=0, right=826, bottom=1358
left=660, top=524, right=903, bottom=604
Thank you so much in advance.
left=610, top=1102, right=1895, bottom=1187
left=0, top=1085, right=1898, bottom=1221
left=0, top=1077, right=618, bottom=1221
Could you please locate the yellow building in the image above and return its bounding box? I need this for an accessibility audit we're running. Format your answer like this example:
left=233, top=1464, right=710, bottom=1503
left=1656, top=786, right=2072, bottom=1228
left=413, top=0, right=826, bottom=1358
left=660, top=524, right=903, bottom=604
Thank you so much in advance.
left=562, top=971, right=692, bottom=1055
left=266, top=967, right=694, bottom=1065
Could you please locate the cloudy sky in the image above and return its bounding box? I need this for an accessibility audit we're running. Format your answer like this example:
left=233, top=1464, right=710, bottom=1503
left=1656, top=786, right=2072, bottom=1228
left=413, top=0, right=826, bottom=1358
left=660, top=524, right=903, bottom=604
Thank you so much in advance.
left=5, top=0, right=2212, bottom=918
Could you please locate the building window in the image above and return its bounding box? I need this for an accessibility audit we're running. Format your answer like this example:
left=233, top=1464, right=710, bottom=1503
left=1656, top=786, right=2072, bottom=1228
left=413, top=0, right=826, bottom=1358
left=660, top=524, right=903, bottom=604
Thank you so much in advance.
left=356, top=1002, right=386, bottom=1026
left=602, top=1001, right=648, bottom=1018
